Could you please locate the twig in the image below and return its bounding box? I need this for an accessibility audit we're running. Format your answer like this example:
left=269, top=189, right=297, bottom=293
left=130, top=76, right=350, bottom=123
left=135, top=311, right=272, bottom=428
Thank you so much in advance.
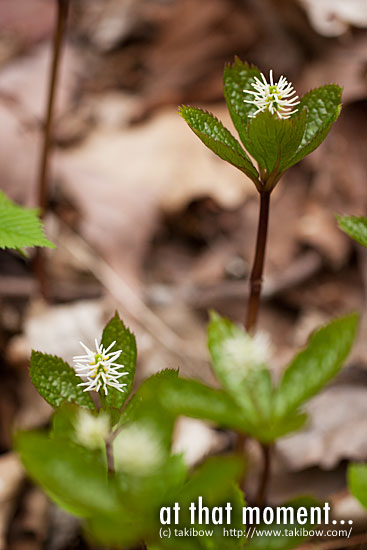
left=34, top=0, right=69, bottom=301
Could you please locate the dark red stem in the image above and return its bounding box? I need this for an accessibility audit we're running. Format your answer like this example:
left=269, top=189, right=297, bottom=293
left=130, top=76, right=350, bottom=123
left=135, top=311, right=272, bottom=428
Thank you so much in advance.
left=245, top=190, right=270, bottom=332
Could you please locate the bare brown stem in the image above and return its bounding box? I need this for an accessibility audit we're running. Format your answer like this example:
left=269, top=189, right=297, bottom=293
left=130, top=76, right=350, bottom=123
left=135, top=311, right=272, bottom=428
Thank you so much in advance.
left=242, top=190, right=272, bottom=502
left=38, top=0, right=69, bottom=214
left=34, top=0, right=69, bottom=300
left=245, top=191, right=270, bottom=333
left=106, top=438, right=115, bottom=475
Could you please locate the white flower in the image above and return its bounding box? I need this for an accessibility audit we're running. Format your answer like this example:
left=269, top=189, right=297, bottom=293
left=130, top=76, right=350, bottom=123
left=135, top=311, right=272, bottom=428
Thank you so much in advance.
left=74, top=409, right=110, bottom=450
left=244, top=70, right=300, bottom=119
left=222, top=331, right=271, bottom=381
left=73, top=339, right=128, bottom=395
left=113, top=424, right=164, bottom=475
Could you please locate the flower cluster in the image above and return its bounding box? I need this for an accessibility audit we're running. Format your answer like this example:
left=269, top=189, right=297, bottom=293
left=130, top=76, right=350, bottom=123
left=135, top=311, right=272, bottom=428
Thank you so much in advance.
left=113, top=423, right=164, bottom=475
left=74, top=409, right=110, bottom=450
left=73, top=339, right=127, bottom=395
left=244, top=70, right=300, bottom=119
left=222, top=330, right=271, bottom=381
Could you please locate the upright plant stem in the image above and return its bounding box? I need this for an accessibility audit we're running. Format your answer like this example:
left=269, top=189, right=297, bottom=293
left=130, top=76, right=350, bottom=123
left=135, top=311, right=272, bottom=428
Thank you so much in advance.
left=38, top=0, right=69, bottom=214
left=245, top=190, right=270, bottom=333
left=34, top=0, right=69, bottom=299
left=244, top=189, right=272, bottom=505
left=256, top=444, right=272, bottom=508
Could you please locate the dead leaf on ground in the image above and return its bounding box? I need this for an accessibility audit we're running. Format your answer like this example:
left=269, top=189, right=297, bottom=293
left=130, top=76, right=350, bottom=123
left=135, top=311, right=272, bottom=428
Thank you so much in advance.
left=277, top=385, right=367, bottom=470
left=299, top=0, right=367, bottom=36
left=0, top=44, right=82, bottom=206
left=0, top=453, right=24, bottom=550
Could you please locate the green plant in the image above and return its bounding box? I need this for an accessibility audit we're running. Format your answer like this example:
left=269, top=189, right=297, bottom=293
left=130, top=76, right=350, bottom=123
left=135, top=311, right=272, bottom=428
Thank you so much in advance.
left=180, top=59, right=342, bottom=332
left=16, top=313, right=247, bottom=549
left=341, top=217, right=367, bottom=515
left=179, top=59, right=350, bottom=503
left=16, top=312, right=329, bottom=550
left=159, top=312, right=357, bottom=443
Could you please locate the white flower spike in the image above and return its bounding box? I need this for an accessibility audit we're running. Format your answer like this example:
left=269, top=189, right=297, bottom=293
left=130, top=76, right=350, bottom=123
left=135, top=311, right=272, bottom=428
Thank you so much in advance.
left=222, top=331, right=271, bottom=382
left=74, top=409, right=110, bottom=450
left=244, top=70, right=300, bottom=119
left=113, top=423, right=164, bottom=475
left=73, top=339, right=127, bottom=395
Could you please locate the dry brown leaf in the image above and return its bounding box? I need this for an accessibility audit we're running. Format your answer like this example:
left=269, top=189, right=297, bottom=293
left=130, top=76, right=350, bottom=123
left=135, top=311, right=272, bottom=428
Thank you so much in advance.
left=277, top=386, right=367, bottom=470
left=296, top=201, right=350, bottom=268
left=0, top=453, right=24, bottom=550
left=299, top=0, right=367, bottom=36
left=0, top=44, right=82, bottom=205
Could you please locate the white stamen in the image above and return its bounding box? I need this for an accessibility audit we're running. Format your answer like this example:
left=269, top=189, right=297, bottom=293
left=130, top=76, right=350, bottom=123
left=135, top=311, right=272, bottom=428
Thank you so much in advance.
left=73, top=339, right=127, bottom=395
left=243, top=70, right=300, bottom=119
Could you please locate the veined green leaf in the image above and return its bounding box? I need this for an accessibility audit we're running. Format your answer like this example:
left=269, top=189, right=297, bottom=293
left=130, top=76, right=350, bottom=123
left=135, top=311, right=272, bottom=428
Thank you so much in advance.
left=223, top=58, right=262, bottom=150
left=0, top=191, right=55, bottom=252
left=100, top=312, right=137, bottom=409
left=274, top=314, right=358, bottom=419
left=179, top=106, right=259, bottom=184
left=289, top=85, right=342, bottom=166
left=246, top=110, right=306, bottom=176
left=30, top=351, right=96, bottom=410
left=337, top=215, right=367, bottom=247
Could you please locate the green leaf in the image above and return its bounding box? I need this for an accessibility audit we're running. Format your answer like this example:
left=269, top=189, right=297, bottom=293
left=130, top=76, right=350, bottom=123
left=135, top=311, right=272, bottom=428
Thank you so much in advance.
left=274, top=314, right=358, bottom=419
left=246, top=496, right=320, bottom=550
left=157, top=375, right=247, bottom=433
left=172, top=458, right=244, bottom=550
left=86, top=455, right=187, bottom=549
left=348, top=463, right=367, bottom=509
left=179, top=106, right=259, bottom=184
left=145, top=463, right=245, bottom=550
left=100, top=312, right=137, bottom=409
left=223, top=58, right=262, bottom=150
left=290, top=85, right=342, bottom=166
left=0, top=191, right=55, bottom=252
left=337, top=215, right=367, bottom=247
left=51, top=405, right=109, bottom=467
left=119, top=370, right=179, bottom=451
left=180, top=455, right=243, bottom=505
left=30, top=351, right=96, bottom=410
left=267, top=412, right=308, bottom=442
left=245, top=110, right=307, bottom=175
left=51, top=403, right=79, bottom=440
left=15, top=430, right=119, bottom=518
